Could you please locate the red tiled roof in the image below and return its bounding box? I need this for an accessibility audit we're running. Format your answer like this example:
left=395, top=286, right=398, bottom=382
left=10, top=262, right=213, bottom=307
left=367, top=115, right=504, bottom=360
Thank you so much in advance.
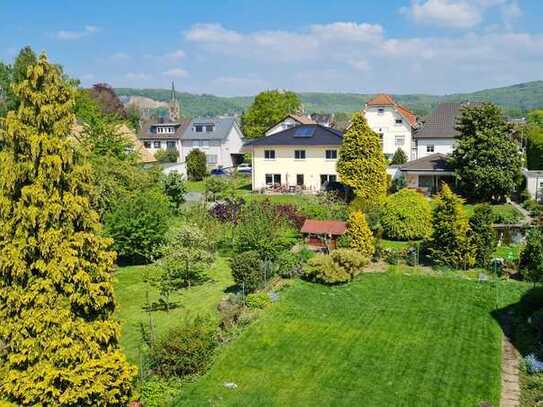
left=300, top=219, right=347, bottom=236
left=366, top=94, right=396, bottom=106
left=365, top=94, right=417, bottom=129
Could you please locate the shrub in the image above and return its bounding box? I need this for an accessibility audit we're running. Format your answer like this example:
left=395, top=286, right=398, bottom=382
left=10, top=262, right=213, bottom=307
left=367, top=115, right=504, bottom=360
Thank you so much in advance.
left=349, top=196, right=382, bottom=232
left=230, top=250, right=263, bottom=292
left=520, top=227, right=543, bottom=284
left=383, top=248, right=401, bottom=265
left=427, top=184, right=475, bottom=269
left=140, top=377, right=181, bottom=407
left=273, top=203, right=306, bottom=229
left=105, top=189, right=171, bottom=264
left=303, top=254, right=351, bottom=284
left=217, top=294, right=244, bottom=331
left=470, top=204, right=497, bottom=268
left=390, top=175, right=407, bottom=193
left=204, top=176, right=229, bottom=201
left=275, top=251, right=303, bottom=278
left=345, top=211, right=375, bottom=258
left=330, top=248, right=368, bottom=278
left=381, top=189, right=432, bottom=240
left=209, top=199, right=244, bottom=224
left=161, top=171, right=186, bottom=209
left=186, top=149, right=207, bottom=180
left=155, top=148, right=179, bottom=163
left=524, top=354, right=543, bottom=374
left=149, top=317, right=217, bottom=378
left=492, top=205, right=522, bottom=224
left=246, top=292, right=272, bottom=309
left=233, top=201, right=294, bottom=261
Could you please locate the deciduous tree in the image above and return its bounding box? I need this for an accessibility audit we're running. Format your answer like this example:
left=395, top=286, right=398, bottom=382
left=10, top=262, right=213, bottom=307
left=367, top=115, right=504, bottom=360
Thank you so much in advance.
left=520, top=227, right=543, bottom=285
left=469, top=204, right=497, bottom=268
left=0, top=54, right=134, bottom=406
left=241, top=90, right=302, bottom=138
left=337, top=112, right=387, bottom=203
left=186, top=148, right=207, bottom=180
left=450, top=103, right=523, bottom=203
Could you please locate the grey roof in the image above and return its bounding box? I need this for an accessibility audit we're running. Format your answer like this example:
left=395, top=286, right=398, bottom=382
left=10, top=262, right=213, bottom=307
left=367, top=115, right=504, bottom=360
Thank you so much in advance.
left=244, top=124, right=343, bottom=146
left=400, top=153, right=454, bottom=172
left=182, top=117, right=239, bottom=140
left=137, top=118, right=191, bottom=140
left=414, top=103, right=463, bottom=139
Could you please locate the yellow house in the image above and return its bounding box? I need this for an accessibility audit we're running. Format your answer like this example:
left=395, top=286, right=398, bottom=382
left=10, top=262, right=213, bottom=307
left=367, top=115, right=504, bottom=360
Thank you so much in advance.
left=243, top=124, right=343, bottom=192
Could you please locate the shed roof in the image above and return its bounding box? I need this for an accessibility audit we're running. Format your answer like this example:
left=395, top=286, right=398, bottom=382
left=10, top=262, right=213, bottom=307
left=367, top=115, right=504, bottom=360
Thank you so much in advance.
left=301, top=219, right=347, bottom=235
left=400, top=153, right=453, bottom=172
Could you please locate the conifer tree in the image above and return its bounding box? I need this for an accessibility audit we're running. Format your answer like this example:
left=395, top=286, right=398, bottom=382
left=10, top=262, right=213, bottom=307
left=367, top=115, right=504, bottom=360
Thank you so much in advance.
left=390, top=148, right=408, bottom=165
left=337, top=112, right=387, bottom=203
left=0, top=55, right=135, bottom=405
left=346, top=210, right=375, bottom=258
left=469, top=204, right=497, bottom=268
left=428, top=184, right=475, bottom=269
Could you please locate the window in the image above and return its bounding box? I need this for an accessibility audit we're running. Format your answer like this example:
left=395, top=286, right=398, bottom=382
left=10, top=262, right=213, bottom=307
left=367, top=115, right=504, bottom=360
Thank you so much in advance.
left=296, top=174, right=304, bottom=186
left=378, top=108, right=385, bottom=114
left=195, top=125, right=203, bottom=133
left=205, top=125, right=214, bottom=132
left=426, top=144, right=435, bottom=153
left=325, top=149, right=337, bottom=159
left=153, top=141, right=161, bottom=149
left=395, top=136, right=405, bottom=146
left=395, top=119, right=403, bottom=125
left=201, top=140, right=209, bottom=148
left=264, top=150, right=275, bottom=160
left=265, top=174, right=281, bottom=185
left=144, top=141, right=151, bottom=148
left=192, top=140, right=200, bottom=147
left=166, top=141, right=176, bottom=149
left=320, top=174, right=337, bottom=185
left=207, top=154, right=218, bottom=164
left=294, top=150, right=306, bottom=159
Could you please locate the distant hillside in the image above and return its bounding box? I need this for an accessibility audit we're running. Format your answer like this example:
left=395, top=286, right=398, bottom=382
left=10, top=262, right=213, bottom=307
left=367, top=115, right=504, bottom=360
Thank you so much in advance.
left=115, top=80, right=543, bottom=118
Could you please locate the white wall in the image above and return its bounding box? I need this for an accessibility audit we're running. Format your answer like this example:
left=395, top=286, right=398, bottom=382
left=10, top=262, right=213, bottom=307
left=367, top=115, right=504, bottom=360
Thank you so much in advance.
left=525, top=170, right=543, bottom=201
left=416, top=138, right=455, bottom=159
left=364, top=106, right=412, bottom=159
left=265, top=117, right=300, bottom=136
left=250, top=145, right=339, bottom=191
left=142, top=139, right=182, bottom=161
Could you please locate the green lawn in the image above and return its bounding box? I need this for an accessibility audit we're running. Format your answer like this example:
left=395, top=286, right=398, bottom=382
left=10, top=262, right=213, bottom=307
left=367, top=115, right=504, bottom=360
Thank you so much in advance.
left=114, top=256, right=234, bottom=363
left=175, top=273, right=528, bottom=406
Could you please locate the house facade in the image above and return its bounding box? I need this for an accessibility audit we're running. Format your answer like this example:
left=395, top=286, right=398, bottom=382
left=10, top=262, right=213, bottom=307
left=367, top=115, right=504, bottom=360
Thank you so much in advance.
left=363, top=94, right=417, bottom=160
left=180, top=117, right=244, bottom=168
left=265, top=114, right=316, bottom=136
left=244, top=124, right=343, bottom=192
left=412, top=103, right=462, bottom=160
left=399, top=153, right=455, bottom=194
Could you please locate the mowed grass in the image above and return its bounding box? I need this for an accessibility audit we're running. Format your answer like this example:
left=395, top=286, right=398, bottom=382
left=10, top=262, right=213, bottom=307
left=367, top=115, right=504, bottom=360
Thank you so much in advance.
left=114, top=256, right=234, bottom=363
left=175, top=273, right=527, bottom=407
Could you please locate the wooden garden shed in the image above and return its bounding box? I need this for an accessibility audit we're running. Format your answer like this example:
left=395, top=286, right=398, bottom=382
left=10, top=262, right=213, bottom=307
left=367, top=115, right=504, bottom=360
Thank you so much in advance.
left=300, top=219, right=347, bottom=250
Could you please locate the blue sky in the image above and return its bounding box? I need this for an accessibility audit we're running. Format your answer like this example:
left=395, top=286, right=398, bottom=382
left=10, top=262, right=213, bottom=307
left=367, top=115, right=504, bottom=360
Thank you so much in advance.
left=1, top=0, right=542, bottom=96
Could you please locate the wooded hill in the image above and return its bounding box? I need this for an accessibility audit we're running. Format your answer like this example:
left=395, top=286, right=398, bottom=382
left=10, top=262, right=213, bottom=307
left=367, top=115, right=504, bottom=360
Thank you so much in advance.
left=116, top=80, right=543, bottom=118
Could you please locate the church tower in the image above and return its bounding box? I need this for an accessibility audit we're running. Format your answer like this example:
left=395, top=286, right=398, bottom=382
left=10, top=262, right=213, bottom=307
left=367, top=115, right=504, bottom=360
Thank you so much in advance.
left=168, top=81, right=181, bottom=122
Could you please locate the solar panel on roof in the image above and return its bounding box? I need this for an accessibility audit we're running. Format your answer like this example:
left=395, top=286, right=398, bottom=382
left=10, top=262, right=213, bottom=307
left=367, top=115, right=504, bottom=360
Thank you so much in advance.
left=294, top=126, right=315, bottom=137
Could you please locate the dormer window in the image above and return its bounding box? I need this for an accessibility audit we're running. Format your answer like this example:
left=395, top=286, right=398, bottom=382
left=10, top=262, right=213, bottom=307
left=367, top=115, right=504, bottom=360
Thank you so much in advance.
left=155, top=126, right=175, bottom=134
left=378, top=108, right=385, bottom=114
left=194, top=123, right=215, bottom=133
left=205, top=125, right=214, bottom=132
left=195, top=125, right=203, bottom=133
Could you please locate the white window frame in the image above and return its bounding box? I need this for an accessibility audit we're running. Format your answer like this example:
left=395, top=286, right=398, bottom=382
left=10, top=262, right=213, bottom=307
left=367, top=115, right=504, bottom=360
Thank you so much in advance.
left=264, top=150, right=276, bottom=160
left=325, top=149, right=337, bottom=160
left=395, top=136, right=405, bottom=147
left=426, top=144, right=435, bottom=153
left=294, top=150, right=306, bottom=160
left=153, top=141, right=161, bottom=149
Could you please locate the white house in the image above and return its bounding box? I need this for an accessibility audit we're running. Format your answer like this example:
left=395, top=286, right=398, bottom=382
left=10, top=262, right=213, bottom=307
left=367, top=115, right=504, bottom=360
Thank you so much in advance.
left=180, top=117, right=244, bottom=169
left=413, top=103, right=462, bottom=160
left=243, top=124, right=343, bottom=192
left=363, top=94, right=417, bottom=160
left=524, top=169, right=543, bottom=202
left=265, top=114, right=316, bottom=136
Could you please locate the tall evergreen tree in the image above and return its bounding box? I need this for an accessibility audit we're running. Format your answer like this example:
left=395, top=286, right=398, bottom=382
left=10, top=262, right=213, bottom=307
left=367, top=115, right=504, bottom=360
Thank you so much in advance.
left=450, top=103, right=523, bottom=203
left=337, top=112, right=387, bottom=203
left=469, top=204, right=497, bottom=268
left=390, top=148, right=408, bottom=165
left=346, top=210, right=375, bottom=258
left=0, top=55, right=135, bottom=405
left=428, top=184, right=475, bottom=269
left=0, top=46, right=37, bottom=117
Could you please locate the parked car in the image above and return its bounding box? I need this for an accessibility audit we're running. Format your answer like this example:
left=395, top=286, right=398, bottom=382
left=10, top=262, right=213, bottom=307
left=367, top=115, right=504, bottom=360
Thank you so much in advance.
left=210, top=167, right=227, bottom=176
left=237, top=163, right=252, bottom=174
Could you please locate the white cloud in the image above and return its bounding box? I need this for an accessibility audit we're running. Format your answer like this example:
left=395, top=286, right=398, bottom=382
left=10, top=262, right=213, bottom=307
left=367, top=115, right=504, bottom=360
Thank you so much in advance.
left=162, top=68, right=189, bottom=78
left=185, top=21, right=543, bottom=95
left=55, top=25, right=100, bottom=40
left=401, top=0, right=520, bottom=29
left=111, top=52, right=130, bottom=61
left=185, top=23, right=242, bottom=43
